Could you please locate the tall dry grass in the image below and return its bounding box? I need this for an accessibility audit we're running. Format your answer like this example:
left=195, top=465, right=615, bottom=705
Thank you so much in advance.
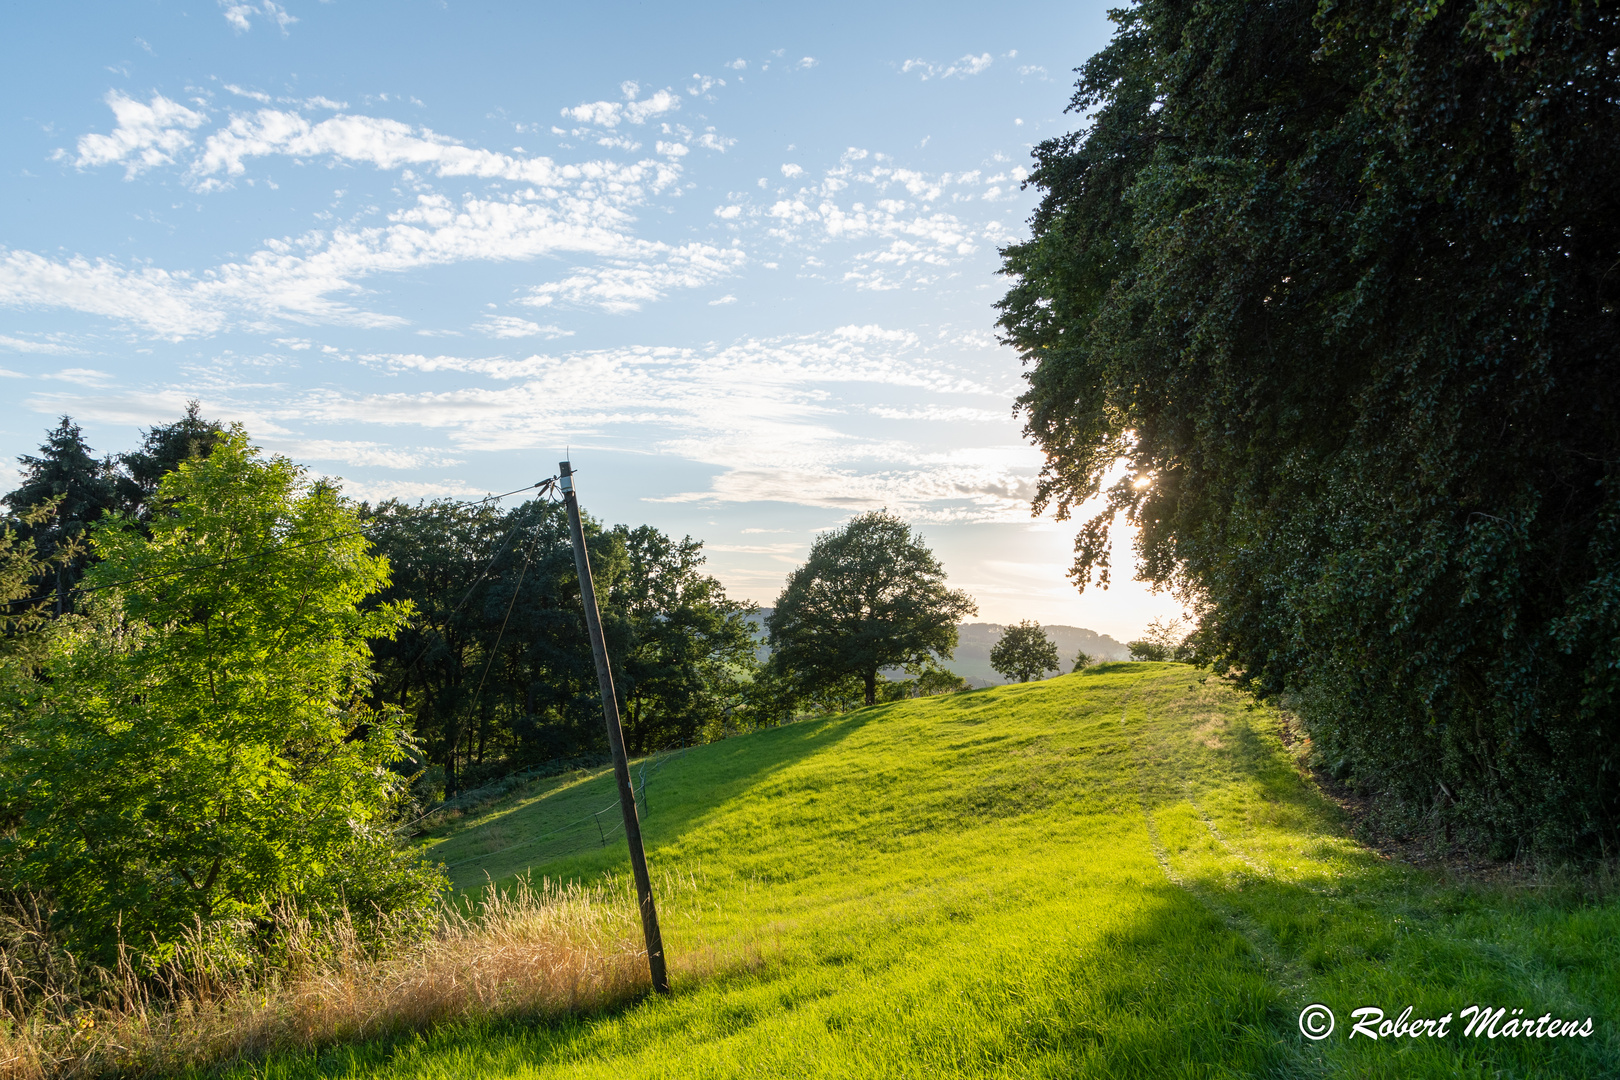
left=0, top=876, right=661, bottom=1079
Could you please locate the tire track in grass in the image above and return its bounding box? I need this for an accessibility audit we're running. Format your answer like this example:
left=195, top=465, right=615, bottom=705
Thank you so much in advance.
left=1122, top=672, right=1318, bottom=1021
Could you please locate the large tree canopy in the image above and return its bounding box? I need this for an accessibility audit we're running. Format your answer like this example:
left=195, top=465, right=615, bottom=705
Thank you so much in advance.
left=1000, top=0, right=1620, bottom=854
left=768, top=511, right=977, bottom=706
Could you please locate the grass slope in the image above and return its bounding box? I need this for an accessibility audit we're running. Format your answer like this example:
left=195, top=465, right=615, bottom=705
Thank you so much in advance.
left=229, top=664, right=1618, bottom=1079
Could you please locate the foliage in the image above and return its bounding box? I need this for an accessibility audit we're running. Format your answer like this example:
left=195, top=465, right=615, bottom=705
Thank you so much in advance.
left=609, top=526, right=758, bottom=754
left=1128, top=617, right=1193, bottom=664
left=767, top=511, right=977, bottom=706
left=0, top=430, right=443, bottom=965
left=1071, top=649, right=1093, bottom=673
left=366, top=497, right=755, bottom=790
left=989, top=619, right=1061, bottom=683
left=914, top=666, right=970, bottom=695
left=112, top=400, right=225, bottom=523
left=1, top=408, right=226, bottom=614
left=1, top=418, right=114, bottom=616
left=395, top=668, right=1620, bottom=1080
left=0, top=503, right=76, bottom=677
left=998, top=0, right=1620, bottom=855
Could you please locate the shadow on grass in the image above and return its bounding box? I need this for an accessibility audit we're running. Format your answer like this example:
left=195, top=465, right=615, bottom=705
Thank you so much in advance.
left=439, top=705, right=891, bottom=894
left=218, top=671, right=1618, bottom=1080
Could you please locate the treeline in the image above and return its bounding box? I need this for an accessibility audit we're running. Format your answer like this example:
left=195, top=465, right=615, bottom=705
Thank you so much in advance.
left=0, top=411, right=987, bottom=970
left=0, top=413, right=764, bottom=964
left=1000, top=0, right=1620, bottom=855
left=363, top=497, right=757, bottom=797
left=1, top=411, right=761, bottom=799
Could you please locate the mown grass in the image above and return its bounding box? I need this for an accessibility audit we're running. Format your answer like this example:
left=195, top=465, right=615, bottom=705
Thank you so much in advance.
left=214, top=663, right=1619, bottom=1079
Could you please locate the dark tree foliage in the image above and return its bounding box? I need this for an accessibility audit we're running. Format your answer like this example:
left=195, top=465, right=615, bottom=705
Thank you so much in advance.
left=990, top=620, right=1062, bottom=683
left=999, top=0, right=1620, bottom=855
left=365, top=497, right=755, bottom=792
left=2, top=407, right=225, bottom=614
left=2, top=418, right=114, bottom=615
left=767, top=511, right=977, bottom=706
left=113, top=400, right=225, bottom=521
left=609, top=526, right=759, bottom=754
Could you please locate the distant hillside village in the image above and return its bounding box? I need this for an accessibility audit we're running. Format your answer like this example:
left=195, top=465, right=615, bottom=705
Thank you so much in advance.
left=748, top=612, right=1128, bottom=688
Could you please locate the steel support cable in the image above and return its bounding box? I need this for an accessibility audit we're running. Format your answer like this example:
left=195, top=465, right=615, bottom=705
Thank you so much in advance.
left=448, top=543, right=532, bottom=779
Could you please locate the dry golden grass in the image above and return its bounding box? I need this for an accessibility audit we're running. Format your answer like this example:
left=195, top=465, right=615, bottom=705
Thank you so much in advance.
left=0, top=877, right=660, bottom=1079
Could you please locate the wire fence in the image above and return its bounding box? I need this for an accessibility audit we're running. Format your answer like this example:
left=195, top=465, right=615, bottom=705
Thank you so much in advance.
left=437, top=746, right=688, bottom=873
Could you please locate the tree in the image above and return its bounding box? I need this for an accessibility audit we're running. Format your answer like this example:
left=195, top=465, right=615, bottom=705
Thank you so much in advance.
left=366, top=497, right=758, bottom=784
left=0, top=429, right=441, bottom=963
left=1128, top=618, right=1190, bottom=664
left=113, top=400, right=224, bottom=521
left=990, top=620, right=1062, bottom=683
left=998, top=0, right=1620, bottom=853
left=2, top=417, right=115, bottom=615
left=609, top=525, right=758, bottom=754
left=767, top=511, right=977, bottom=706
left=1071, top=650, right=1093, bottom=673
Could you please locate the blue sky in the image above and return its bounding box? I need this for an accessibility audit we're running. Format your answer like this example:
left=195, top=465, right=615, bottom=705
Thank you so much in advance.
left=0, top=0, right=1187, bottom=640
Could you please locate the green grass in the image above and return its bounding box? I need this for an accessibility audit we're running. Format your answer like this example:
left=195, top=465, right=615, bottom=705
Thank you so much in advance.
left=222, top=664, right=1618, bottom=1079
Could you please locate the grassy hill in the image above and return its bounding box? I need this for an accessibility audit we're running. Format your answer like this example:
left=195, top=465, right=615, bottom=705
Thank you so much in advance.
left=225, top=665, right=1618, bottom=1079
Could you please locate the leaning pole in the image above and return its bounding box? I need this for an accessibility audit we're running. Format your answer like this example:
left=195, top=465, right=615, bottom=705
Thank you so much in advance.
left=557, top=460, right=670, bottom=994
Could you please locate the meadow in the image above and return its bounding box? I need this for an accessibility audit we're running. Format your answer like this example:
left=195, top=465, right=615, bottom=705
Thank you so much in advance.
left=217, top=663, right=1617, bottom=1079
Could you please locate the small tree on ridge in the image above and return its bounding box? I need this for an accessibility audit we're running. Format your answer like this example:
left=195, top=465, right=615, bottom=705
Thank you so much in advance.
left=990, top=620, right=1061, bottom=683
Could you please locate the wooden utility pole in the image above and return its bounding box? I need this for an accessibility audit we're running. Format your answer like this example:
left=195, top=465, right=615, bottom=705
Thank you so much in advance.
left=558, top=460, right=670, bottom=994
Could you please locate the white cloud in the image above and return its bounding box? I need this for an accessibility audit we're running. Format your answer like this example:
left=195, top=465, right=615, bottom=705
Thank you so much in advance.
left=708, top=294, right=737, bottom=305
left=0, top=180, right=695, bottom=337
left=725, top=58, right=747, bottom=70
left=0, top=335, right=78, bottom=355
left=191, top=108, right=681, bottom=187
left=655, top=140, right=688, bottom=157
left=72, top=91, right=208, bottom=178
left=478, top=315, right=572, bottom=339
left=713, top=205, right=742, bottom=220
left=780, top=163, right=803, bottom=178
left=522, top=242, right=745, bottom=314
left=332, top=477, right=489, bottom=502
left=948, top=53, right=993, bottom=77
left=559, top=88, right=681, bottom=129
left=0, top=249, right=223, bottom=340
left=270, top=439, right=463, bottom=469
left=223, top=84, right=274, bottom=104
left=901, top=53, right=994, bottom=81
left=43, top=367, right=114, bottom=386
left=20, top=103, right=705, bottom=337
left=219, top=1, right=297, bottom=34
left=798, top=57, right=818, bottom=69
left=278, top=328, right=1023, bottom=520
left=694, top=131, right=736, bottom=152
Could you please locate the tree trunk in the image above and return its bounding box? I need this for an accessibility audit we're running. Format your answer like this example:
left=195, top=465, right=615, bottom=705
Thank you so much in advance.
left=864, top=669, right=877, bottom=706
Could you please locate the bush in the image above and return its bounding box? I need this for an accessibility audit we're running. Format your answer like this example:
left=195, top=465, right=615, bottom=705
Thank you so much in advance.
left=0, top=430, right=445, bottom=966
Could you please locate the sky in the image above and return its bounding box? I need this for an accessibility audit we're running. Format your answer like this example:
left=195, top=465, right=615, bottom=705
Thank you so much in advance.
left=0, top=0, right=1188, bottom=642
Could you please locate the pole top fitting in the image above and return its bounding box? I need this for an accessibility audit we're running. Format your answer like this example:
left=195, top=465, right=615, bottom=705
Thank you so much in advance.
left=558, top=460, right=572, bottom=476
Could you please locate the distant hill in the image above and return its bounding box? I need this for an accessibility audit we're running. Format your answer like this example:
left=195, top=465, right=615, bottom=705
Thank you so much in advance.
left=746, top=611, right=1128, bottom=686
left=946, top=623, right=1130, bottom=686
